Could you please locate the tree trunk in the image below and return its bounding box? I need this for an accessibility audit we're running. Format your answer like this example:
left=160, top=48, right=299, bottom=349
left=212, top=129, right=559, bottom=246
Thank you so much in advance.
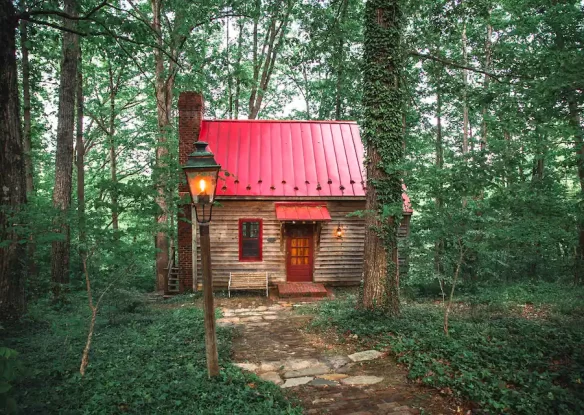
left=444, top=240, right=465, bottom=336
left=248, top=0, right=292, bottom=119
left=226, top=16, right=233, bottom=118
left=76, top=51, right=86, bottom=261
left=434, top=77, right=444, bottom=294
left=20, top=16, right=33, bottom=194
left=0, top=0, right=27, bottom=320
left=20, top=11, right=37, bottom=278
left=359, top=0, right=404, bottom=315
left=569, top=99, right=584, bottom=283
left=334, top=0, right=348, bottom=120
left=151, top=0, right=171, bottom=292
left=51, top=0, right=79, bottom=294
left=480, top=22, right=492, bottom=150
left=461, top=20, right=469, bottom=155
left=234, top=20, right=243, bottom=119
left=108, top=64, right=119, bottom=235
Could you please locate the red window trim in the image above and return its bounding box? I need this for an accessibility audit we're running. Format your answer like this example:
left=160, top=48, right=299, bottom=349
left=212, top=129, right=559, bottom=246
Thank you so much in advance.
left=238, top=218, right=263, bottom=262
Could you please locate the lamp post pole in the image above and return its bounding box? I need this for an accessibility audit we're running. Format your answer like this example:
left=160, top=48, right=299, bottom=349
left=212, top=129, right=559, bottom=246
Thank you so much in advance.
left=182, top=141, right=221, bottom=378
left=199, top=223, right=219, bottom=377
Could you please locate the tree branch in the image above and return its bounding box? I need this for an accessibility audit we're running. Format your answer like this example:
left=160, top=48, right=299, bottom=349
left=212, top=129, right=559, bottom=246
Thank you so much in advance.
left=23, top=17, right=87, bottom=36
left=20, top=1, right=108, bottom=21
left=410, top=51, right=504, bottom=82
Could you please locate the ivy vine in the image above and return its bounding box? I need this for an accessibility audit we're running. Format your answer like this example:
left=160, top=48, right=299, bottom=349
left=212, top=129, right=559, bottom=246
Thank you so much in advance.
left=362, top=0, right=405, bottom=310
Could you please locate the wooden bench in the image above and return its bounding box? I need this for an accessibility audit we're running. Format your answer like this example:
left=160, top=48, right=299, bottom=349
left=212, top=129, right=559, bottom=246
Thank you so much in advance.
left=228, top=272, right=269, bottom=297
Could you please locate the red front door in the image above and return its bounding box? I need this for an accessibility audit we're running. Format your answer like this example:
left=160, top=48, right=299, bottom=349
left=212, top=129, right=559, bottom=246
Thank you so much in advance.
left=286, top=225, right=314, bottom=282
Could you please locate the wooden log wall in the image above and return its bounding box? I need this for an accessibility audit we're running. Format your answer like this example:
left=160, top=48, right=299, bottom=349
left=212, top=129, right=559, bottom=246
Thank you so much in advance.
left=182, top=200, right=411, bottom=290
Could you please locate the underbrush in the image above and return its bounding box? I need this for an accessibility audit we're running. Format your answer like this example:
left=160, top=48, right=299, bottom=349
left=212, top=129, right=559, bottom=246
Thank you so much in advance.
left=313, top=284, right=584, bottom=415
left=1, top=292, right=300, bottom=414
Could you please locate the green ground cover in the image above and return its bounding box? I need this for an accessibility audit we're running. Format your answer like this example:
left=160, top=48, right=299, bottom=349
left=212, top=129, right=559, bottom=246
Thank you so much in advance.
left=0, top=292, right=300, bottom=414
left=314, top=283, right=584, bottom=414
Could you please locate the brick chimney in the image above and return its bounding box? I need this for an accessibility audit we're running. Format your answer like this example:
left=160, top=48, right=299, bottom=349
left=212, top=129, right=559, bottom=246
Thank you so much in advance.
left=177, top=92, right=203, bottom=293
left=178, top=92, right=204, bottom=184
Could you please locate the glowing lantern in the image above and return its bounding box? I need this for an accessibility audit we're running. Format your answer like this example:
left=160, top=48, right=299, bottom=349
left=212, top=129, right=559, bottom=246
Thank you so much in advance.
left=183, top=141, right=221, bottom=223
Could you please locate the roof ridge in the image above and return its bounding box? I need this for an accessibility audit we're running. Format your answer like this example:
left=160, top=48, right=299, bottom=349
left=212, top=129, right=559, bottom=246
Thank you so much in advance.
left=202, top=119, right=358, bottom=124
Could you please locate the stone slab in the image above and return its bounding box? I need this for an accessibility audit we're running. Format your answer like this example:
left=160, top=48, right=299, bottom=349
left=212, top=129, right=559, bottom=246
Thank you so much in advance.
left=258, top=361, right=282, bottom=372
left=309, top=378, right=339, bottom=387
left=240, top=316, right=263, bottom=322
left=283, top=358, right=321, bottom=371
left=283, top=365, right=330, bottom=378
left=312, top=398, right=335, bottom=404
left=263, top=315, right=278, bottom=320
left=322, top=355, right=351, bottom=370
left=280, top=376, right=314, bottom=388
left=340, top=375, right=384, bottom=386
left=234, top=362, right=258, bottom=372
left=217, top=317, right=240, bottom=324
left=336, top=363, right=355, bottom=374
left=318, top=373, right=349, bottom=381
left=348, top=350, right=383, bottom=362
left=259, top=371, right=283, bottom=385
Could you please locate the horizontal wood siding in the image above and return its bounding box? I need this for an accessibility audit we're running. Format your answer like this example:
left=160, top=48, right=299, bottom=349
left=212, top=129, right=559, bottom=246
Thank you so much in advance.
left=313, top=201, right=365, bottom=284
left=196, top=201, right=286, bottom=287
left=186, top=200, right=410, bottom=289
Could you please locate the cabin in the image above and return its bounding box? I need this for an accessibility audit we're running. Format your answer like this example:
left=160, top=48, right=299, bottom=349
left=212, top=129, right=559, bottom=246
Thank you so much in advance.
left=174, top=92, right=412, bottom=294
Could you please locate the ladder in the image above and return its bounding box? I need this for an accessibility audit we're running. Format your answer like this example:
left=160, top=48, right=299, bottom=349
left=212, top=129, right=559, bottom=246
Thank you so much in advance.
left=166, top=246, right=180, bottom=294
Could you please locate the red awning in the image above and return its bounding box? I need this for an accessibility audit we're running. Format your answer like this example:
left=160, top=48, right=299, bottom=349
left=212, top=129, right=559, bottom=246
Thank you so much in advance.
left=275, top=203, right=331, bottom=222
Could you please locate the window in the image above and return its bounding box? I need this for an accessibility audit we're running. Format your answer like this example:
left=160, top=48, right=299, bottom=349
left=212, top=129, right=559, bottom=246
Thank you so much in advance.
left=239, top=219, right=263, bottom=261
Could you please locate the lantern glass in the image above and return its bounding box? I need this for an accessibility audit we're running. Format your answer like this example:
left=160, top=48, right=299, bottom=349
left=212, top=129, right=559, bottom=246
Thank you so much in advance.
left=185, top=170, right=218, bottom=205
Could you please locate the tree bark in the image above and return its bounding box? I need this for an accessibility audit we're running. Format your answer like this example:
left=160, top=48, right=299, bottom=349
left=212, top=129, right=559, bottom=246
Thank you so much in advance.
left=569, top=99, right=584, bottom=283
left=76, top=50, right=86, bottom=261
left=151, top=0, right=171, bottom=292
left=20, top=10, right=37, bottom=278
left=434, top=74, right=444, bottom=295
left=480, top=22, right=492, bottom=150
left=444, top=239, right=465, bottom=336
left=359, top=0, right=404, bottom=315
left=226, top=15, right=233, bottom=118
left=51, top=0, right=79, bottom=293
left=234, top=20, right=243, bottom=119
left=20, top=16, right=33, bottom=195
left=108, top=63, right=119, bottom=235
left=0, top=0, right=27, bottom=320
left=461, top=20, right=469, bottom=155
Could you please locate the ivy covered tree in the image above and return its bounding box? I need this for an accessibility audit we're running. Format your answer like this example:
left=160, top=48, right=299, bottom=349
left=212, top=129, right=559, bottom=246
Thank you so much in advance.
left=360, top=0, right=405, bottom=314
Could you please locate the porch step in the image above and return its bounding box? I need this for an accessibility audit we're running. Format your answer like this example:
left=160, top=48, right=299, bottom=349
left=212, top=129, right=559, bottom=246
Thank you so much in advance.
left=277, top=283, right=328, bottom=298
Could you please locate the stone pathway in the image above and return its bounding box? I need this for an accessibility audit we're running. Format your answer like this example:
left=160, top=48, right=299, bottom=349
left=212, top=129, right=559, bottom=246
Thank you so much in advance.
left=220, top=303, right=456, bottom=415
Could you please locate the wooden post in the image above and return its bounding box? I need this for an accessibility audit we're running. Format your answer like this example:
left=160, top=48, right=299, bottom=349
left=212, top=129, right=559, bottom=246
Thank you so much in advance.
left=192, top=206, right=198, bottom=291
left=199, top=223, right=219, bottom=377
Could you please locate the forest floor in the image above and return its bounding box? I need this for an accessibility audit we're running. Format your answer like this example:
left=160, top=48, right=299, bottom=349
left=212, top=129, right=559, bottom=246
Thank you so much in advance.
left=3, top=283, right=581, bottom=414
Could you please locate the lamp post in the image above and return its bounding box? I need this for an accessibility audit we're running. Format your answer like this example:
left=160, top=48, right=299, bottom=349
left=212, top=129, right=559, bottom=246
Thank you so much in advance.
left=183, top=141, right=221, bottom=378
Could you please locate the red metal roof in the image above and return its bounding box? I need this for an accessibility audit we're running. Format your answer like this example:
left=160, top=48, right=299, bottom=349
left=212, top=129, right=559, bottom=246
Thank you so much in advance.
left=200, top=120, right=365, bottom=198
left=198, top=119, right=412, bottom=213
left=275, top=203, right=332, bottom=221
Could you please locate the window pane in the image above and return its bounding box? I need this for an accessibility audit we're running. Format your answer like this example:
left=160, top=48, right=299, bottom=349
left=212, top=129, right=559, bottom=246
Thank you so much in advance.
left=242, top=221, right=260, bottom=239
left=242, top=239, right=259, bottom=258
